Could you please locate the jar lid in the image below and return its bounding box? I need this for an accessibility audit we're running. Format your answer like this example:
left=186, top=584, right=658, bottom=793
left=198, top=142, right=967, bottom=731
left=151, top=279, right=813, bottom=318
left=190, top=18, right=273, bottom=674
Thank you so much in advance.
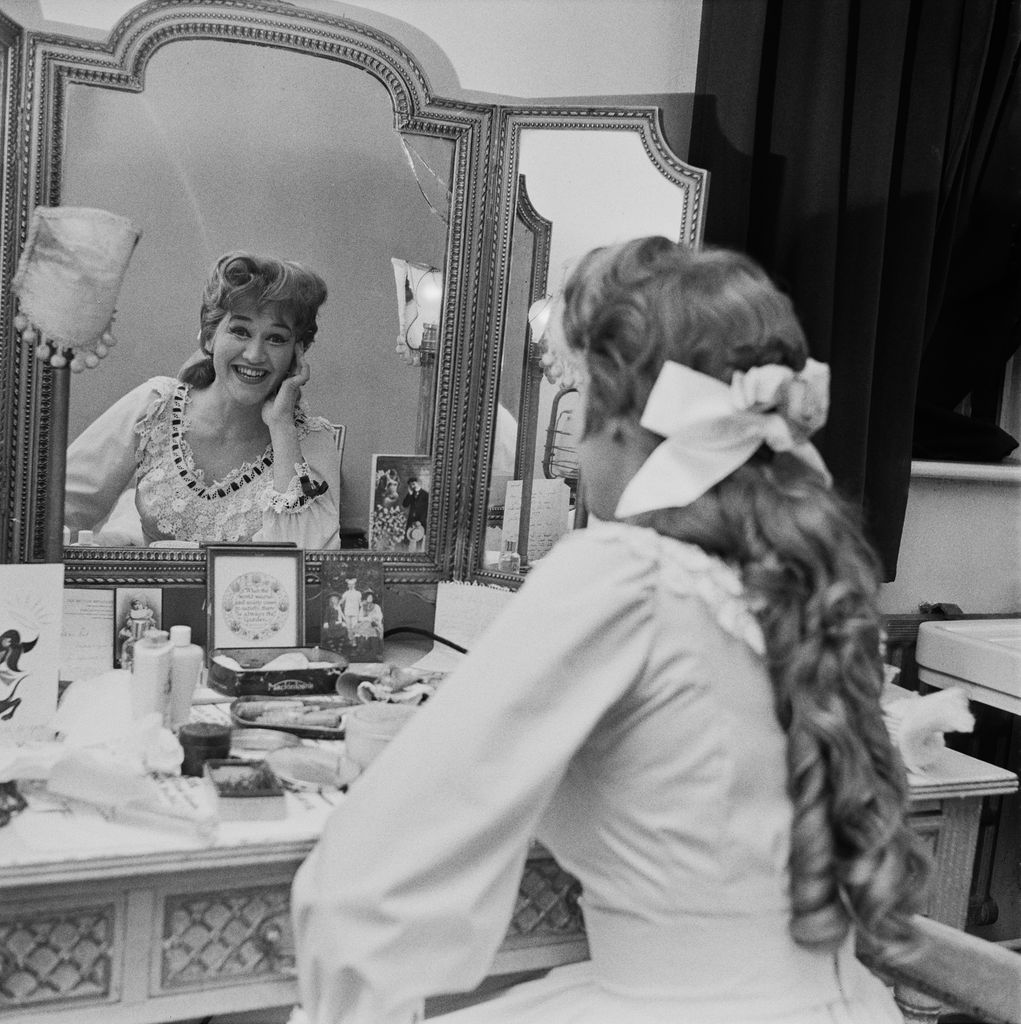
left=179, top=721, right=230, bottom=741
left=170, top=624, right=192, bottom=646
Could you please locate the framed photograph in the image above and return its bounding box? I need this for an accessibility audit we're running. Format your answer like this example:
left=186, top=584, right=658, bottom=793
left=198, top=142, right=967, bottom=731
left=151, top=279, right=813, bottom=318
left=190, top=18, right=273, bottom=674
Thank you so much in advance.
left=369, top=454, right=433, bottom=553
left=206, top=546, right=304, bottom=654
left=320, top=556, right=385, bottom=662
left=113, top=587, right=163, bottom=669
left=0, top=564, right=64, bottom=744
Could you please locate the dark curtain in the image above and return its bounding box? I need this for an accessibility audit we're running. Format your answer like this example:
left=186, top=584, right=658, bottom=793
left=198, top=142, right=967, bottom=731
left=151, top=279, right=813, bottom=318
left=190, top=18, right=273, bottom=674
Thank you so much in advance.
left=689, top=0, right=1021, bottom=580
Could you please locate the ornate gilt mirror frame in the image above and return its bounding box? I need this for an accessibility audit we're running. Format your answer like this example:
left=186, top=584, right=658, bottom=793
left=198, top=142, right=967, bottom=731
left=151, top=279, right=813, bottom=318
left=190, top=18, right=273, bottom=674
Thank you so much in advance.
left=0, top=0, right=494, bottom=587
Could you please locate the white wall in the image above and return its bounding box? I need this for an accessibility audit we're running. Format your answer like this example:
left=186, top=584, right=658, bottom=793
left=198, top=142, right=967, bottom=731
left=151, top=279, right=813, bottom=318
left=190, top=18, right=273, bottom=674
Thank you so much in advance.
left=20, top=1, right=703, bottom=102
left=878, top=468, right=1021, bottom=615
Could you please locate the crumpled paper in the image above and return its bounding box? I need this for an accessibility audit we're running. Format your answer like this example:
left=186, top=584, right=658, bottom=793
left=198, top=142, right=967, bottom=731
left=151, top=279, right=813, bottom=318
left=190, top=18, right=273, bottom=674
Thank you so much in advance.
left=350, top=663, right=444, bottom=705
left=883, top=687, right=974, bottom=773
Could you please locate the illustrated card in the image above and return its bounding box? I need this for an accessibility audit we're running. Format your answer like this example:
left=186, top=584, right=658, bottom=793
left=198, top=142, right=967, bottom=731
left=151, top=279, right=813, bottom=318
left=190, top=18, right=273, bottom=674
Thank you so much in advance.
left=0, top=563, right=64, bottom=744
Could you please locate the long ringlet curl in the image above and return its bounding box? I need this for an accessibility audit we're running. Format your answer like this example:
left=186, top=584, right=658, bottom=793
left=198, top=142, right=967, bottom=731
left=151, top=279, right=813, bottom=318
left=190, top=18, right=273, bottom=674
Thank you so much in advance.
left=561, top=237, right=930, bottom=956
left=182, top=251, right=328, bottom=389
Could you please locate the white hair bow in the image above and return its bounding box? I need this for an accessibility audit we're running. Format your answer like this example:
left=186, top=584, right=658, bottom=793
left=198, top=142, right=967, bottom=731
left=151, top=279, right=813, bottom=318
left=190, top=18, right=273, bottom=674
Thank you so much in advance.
left=615, top=358, right=832, bottom=518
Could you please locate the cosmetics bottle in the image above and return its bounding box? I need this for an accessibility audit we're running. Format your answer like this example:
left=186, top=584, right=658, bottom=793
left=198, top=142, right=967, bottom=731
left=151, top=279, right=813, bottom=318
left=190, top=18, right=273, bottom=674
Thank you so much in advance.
left=497, top=538, right=521, bottom=573
left=167, top=625, right=204, bottom=730
left=131, top=629, right=173, bottom=721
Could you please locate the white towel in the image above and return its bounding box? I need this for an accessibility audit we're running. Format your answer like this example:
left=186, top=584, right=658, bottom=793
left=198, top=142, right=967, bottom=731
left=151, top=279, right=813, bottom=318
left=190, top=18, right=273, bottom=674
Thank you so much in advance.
left=883, top=687, right=974, bottom=772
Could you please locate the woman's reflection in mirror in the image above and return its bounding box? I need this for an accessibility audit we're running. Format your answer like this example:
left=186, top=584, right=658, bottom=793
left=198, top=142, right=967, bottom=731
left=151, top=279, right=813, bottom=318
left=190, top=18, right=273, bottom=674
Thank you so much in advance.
left=64, top=252, right=342, bottom=548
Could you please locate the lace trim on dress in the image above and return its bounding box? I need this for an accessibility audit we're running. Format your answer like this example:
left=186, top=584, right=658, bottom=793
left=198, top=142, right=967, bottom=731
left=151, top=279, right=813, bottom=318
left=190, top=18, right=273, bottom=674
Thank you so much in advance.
left=594, top=523, right=766, bottom=655
left=260, top=460, right=328, bottom=515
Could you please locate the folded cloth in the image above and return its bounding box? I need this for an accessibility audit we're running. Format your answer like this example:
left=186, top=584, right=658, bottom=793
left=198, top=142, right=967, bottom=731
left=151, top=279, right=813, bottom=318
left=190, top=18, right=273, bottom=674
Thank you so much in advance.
left=883, top=687, right=974, bottom=772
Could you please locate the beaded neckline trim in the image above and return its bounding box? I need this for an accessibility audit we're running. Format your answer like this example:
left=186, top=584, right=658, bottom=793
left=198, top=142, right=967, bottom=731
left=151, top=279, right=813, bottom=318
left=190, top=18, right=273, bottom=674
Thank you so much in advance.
left=170, top=383, right=273, bottom=499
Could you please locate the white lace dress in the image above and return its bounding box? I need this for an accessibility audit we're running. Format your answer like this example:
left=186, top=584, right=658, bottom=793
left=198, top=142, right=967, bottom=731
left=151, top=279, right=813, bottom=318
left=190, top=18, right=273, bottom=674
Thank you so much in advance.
left=291, top=523, right=903, bottom=1024
left=65, top=376, right=342, bottom=547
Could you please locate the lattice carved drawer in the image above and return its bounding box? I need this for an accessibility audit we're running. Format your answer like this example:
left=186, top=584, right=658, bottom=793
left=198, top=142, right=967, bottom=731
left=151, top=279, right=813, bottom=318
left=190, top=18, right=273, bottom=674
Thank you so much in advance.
left=158, top=883, right=294, bottom=991
left=508, top=858, right=583, bottom=939
left=0, top=901, right=117, bottom=1010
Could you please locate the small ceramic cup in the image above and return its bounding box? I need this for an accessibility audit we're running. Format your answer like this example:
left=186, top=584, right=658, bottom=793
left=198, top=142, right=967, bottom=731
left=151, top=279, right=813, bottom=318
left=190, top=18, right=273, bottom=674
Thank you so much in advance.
left=344, top=702, right=418, bottom=769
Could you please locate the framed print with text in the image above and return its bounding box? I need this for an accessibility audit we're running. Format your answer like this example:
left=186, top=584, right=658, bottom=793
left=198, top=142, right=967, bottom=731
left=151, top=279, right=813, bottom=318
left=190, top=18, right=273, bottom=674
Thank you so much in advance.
left=206, top=545, right=304, bottom=653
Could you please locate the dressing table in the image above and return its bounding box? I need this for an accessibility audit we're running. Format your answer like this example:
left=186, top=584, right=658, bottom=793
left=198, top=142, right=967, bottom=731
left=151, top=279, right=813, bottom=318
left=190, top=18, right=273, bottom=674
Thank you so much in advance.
left=0, top=719, right=1014, bottom=1022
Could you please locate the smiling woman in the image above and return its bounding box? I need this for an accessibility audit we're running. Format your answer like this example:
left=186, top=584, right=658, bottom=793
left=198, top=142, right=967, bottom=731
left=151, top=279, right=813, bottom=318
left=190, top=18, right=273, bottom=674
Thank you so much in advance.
left=63, top=252, right=343, bottom=549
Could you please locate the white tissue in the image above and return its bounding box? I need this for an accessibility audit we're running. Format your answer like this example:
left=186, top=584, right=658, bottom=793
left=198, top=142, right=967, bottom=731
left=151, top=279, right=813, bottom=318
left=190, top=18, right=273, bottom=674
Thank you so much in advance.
left=48, top=746, right=161, bottom=808
left=883, top=687, right=974, bottom=773
left=52, top=669, right=134, bottom=743
left=0, top=742, right=65, bottom=782
left=261, top=651, right=319, bottom=670
left=46, top=746, right=217, bottom=838
left=50, top=671, right=182, bottom=774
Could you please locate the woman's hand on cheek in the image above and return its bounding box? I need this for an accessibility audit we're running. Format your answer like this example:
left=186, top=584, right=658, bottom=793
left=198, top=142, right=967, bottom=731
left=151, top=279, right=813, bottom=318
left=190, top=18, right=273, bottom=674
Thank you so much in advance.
left=262, top=349, right=311, bottom=430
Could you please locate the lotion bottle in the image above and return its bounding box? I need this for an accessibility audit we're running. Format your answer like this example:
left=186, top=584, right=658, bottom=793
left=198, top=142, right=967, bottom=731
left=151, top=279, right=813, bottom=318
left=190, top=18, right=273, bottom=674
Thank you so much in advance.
left=167, top=625, right=204, bottom=730
left=497, top=538, right=521, bottom=573
left=131, top=629, right=173, bottom=721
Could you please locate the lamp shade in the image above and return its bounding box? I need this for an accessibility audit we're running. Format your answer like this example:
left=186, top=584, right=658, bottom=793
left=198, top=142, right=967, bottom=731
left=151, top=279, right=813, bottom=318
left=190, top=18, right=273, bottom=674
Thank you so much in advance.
left=12, top=205, right=141, bottom=370
left=391, top=256, right=443, bottom=365
left=527, top=294, right=554, bottom=341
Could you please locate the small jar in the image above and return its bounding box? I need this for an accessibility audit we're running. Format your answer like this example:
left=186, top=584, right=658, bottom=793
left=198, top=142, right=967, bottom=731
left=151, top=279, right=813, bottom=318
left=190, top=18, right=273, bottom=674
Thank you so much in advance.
left=497, top=538, right=521, bottom=573
left=178, top=722, right=231, bottom=777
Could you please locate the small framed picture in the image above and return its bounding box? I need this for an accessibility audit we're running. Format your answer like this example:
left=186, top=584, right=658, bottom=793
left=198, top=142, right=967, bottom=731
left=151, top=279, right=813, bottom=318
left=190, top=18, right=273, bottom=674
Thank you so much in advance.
left=320, top=556, right=385, bottom=662
left=369, top=454, right=432, bottom=553
left=206, top=545, right=304, bottom=653
left=113, top=587, right=163, bottom=669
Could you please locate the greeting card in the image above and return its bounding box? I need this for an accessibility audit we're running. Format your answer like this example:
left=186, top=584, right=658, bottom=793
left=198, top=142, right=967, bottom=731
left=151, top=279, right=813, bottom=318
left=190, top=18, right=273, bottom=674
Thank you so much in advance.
left=0, top=563, right=64, bottom=744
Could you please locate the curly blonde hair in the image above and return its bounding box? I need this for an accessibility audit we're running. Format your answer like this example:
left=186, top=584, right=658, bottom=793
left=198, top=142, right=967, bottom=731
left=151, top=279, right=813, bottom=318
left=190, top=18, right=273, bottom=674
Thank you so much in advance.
left=561, top=236, right=930, bottom=954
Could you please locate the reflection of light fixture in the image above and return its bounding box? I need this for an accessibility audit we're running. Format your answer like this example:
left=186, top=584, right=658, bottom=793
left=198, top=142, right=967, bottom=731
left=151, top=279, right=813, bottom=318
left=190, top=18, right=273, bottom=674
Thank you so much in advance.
left=527, top=293, right=554, bottom=364
left=543, top=386, right=580, bottom=494
left=12, top=206, right=140, bottom=373
left=391, top=257, right=443, bottom=367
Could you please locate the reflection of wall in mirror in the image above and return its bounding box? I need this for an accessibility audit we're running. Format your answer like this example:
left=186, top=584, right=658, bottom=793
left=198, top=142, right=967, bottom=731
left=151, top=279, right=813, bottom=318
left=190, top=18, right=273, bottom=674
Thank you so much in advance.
left=518, top=129, right=694, bottom=480
left=60, top=40, right=451, bottom=535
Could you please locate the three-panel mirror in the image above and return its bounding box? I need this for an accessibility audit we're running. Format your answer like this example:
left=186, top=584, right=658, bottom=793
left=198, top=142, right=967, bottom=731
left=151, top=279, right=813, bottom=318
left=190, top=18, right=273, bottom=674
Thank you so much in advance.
left=0, top=1, right=707, bottom=588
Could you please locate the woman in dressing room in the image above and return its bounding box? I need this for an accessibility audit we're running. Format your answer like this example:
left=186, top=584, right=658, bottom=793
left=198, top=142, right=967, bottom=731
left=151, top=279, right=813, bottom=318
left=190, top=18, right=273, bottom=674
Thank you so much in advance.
left=291, top=237, right=930, bottom=1024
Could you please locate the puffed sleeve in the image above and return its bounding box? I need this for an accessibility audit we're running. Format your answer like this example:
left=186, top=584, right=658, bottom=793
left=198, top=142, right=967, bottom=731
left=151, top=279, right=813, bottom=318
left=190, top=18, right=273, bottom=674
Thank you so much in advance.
left=64, top=377, right=172, bottom=536
left=291, top=529, right=656, bottom=1024
left=254, top=417, right=342, bottom=549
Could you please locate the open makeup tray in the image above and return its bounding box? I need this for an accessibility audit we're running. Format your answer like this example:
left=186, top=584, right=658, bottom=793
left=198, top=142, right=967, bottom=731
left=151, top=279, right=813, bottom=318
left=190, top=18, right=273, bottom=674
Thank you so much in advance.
left=230, top=694, right=361, bottom=740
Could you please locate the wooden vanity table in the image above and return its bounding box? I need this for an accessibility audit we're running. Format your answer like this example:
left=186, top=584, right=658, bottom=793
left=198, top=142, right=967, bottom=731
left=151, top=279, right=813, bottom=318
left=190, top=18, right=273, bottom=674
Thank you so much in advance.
left=0, top=736, right=1014, bottom=1023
